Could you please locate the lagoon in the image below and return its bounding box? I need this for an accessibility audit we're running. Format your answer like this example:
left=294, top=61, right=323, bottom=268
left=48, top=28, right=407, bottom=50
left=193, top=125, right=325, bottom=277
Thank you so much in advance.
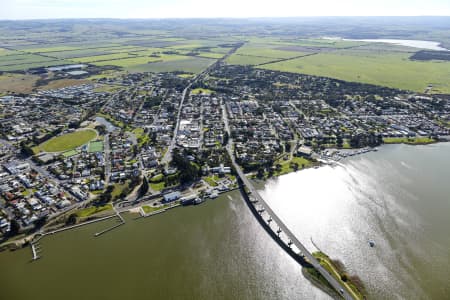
left=345, top=38, right=449, bottom=51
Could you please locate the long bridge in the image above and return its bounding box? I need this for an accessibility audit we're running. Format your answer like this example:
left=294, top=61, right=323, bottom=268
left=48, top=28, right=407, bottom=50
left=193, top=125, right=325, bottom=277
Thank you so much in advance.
left=222, top=112, right=354, bottom=299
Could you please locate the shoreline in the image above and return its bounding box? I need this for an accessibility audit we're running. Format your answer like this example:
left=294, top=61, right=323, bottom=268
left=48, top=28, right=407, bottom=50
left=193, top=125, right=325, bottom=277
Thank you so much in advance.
left=253, top=139, right=449, bottom=185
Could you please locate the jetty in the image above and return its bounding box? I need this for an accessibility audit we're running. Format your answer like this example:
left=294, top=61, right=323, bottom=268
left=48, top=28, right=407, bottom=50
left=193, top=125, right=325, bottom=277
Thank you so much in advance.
left=30, top=242, right=41, bottom=260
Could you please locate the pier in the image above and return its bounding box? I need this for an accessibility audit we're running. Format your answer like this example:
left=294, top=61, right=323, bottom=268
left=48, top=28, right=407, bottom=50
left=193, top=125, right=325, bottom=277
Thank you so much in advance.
left=45, top=214, right=118, bottom=236
left=30, top=210, right=126, bottom=260
left=94, top=222, right=124, bottom=237
left=94, top=207, right=125, bottom=237
left=30, top=242, right=41, bottom=260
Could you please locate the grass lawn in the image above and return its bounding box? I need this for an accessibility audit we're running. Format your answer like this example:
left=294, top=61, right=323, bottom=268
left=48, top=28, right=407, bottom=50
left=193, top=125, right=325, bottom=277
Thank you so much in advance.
left=88, top=141, right=104, bottom=153
left=111, top=181, right=130, bottom=199
left=141, top=204, right=170, bottom=214
left=226, top=174, right=237, bottom=181
left=131, top=127, right=149, bottom=147
left=313, top=251, right=365, bottom=300
left=383, top=137, right=435, bottom=144
left=39, top=129, right=97, bottom=152
left=203, top=176, right=218, bottom=187
left=150, top=181, right=165, bottom=191
left=96, top=113, right=127, bottom=129
left=132, top=127, right=145, bottom=137
left=62, top=149, right=79, bottom=157
left=273, top=156, right=314, bottom=176
left=190, top=88, right=215, bottom=95
left=303, top=267, right=336, bottom=296
left=75, top=204, right=112, bottom=218
left=149, top=173, right=164, bottom=182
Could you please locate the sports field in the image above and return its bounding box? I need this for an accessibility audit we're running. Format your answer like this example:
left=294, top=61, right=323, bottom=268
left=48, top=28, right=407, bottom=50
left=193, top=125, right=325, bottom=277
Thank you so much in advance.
left=39, top=129, right=97, bottom=153
left=88, top=141, right=104, bottom=153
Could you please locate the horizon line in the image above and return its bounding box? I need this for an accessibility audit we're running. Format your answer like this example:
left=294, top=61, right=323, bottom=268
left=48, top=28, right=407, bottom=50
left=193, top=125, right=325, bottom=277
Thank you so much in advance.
left=1, top=15, right=450, bottom=21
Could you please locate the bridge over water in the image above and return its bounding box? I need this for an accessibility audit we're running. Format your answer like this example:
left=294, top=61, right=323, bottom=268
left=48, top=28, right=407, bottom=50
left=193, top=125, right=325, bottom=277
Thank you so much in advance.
left=223, top=123, right=354, bottom=299
left=232, top=163, right=354, bottom=300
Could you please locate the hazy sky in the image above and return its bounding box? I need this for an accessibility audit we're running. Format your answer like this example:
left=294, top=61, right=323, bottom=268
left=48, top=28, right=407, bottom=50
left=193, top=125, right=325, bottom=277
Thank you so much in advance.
left=2, top=0, right=450, bottom=19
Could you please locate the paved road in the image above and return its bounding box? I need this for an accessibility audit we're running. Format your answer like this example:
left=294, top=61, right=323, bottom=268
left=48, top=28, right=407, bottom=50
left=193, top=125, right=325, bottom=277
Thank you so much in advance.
left=222, top=105, right=354, bottom=300
left=104, top=134, right=111, bottom=185
left=161, top=85, right=191, bottom=165
left=161, top=43, right=243, bottom=166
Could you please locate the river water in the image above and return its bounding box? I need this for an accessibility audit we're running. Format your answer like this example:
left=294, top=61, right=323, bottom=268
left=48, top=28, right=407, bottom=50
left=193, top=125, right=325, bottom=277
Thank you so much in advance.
left=260, top=142, right=450, bottom=299
left=0, top=191, right=328, bottom=300
left=1, top=143, right=449, bottom=299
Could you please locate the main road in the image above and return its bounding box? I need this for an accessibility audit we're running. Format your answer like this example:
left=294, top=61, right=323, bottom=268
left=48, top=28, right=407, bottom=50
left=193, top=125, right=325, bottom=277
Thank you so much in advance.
left=161, top=85, right=191, bottom=165
left=161, top=43, right=243, bottom=166
left=222, top=105, right=355, bottom=300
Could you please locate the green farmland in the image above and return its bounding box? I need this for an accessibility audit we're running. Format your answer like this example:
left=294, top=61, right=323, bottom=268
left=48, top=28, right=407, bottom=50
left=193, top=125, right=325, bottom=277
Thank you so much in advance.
left=38, top=129, right=97, bottom=153
left=0, top=35, right=231, bottom=73
left=226, top=54, right=277, bottom=66
left=127, top=56, right=215, bottom=73
left=260, top=50, right=450, bottom=93
left=0, top=20, right=448, bottom=93
left=233, top=44, right=304, bottom=59
left=223, top=37, right=450, bottom=94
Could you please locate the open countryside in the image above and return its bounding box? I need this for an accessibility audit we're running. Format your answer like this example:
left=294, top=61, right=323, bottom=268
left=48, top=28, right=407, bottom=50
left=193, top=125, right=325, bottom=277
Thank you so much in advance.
left=0, top=21, right=449, bottom=93
left=259, top=50, right=450, bottom=93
